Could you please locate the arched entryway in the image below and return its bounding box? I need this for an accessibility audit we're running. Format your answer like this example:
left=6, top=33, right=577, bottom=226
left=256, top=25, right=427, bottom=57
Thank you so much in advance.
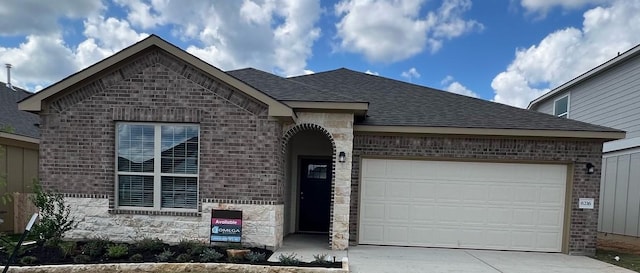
left=283, top=123, right=336, bottom=245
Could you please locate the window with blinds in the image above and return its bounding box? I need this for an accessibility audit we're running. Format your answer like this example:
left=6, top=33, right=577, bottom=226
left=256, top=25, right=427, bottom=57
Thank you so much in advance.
left=116, top=123, right=199, bottom=210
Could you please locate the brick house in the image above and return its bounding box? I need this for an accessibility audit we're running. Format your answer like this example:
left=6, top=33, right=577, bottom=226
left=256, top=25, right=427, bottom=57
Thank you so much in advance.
left=19, top=35, right=623, bottom=255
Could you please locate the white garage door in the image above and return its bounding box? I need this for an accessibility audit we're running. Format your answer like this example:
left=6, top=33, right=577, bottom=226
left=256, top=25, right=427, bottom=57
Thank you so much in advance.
left=359, top=159, right=567, bottom=252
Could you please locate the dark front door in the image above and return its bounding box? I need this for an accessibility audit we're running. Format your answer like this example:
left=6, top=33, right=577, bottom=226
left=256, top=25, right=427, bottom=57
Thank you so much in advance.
left=298, top=158, right=332, bottom=233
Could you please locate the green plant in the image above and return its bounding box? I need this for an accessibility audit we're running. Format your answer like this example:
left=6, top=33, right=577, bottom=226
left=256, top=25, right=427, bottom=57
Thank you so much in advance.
left=135, top=237, right=165, bottom=253
left=81, top=238, right=109, bottom=258
left=129, top=253, right=144, bottom=262
left=29, top=180, right=77, bottom=245
left=176, top=253, right=192, bottom=263
left=59, top=241, right=77, bottom=258
left=187, top=242, right=208, bottom=256
left=246, top=251, right=267, bottom=263
left=278, top=253, right=300, bottom=266
left=312, top=253, right=331, bottom=265
left=19, top=255, right=38, bottom=265
left=199, top=248, right=223, bottom=262
left=73, top=254, right=91, bottom=264
left=177, top=239, right=205, bottom=255
left=106, top=244, right=129, bottom=259
left=155, top=248, right=174, bottom=262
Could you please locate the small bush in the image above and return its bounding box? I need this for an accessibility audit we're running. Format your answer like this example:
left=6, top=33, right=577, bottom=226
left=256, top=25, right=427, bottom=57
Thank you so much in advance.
left=19, top=256, right=38, bottom=265
left=176, top=253, right=192, bottom=263
left=135, top=237, right=165, bottom=253
left=278, top=253, right=300, bottom=266
left=129, top=253, right=144, bottom=262
left=188, top=243, right=208, bottom=256
left=106, top=244, right=129, bottom=259
left=246, top=251, right=267, bottom=263
left=155, top=249, right=174, bottom=262
left=30, top=180, right=77, bottom=246
left=59, top=241, right=77, bottom=258
left=200, top=248, right=223, bottom=262
left=312, top=253, right=331, bottom=265
left=82, top=238, right=109, bottom=258
left=73, top=254, right=91, bottom=264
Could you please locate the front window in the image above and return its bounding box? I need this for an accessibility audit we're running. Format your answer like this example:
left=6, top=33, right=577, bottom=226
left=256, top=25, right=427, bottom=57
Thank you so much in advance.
left=554, top=95, right=569, bottom=118
left=117, top=123, right=199, bottom=210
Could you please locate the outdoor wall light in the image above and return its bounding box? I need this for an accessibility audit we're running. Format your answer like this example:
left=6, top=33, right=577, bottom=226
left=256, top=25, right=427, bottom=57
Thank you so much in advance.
left=586, top=163, right=595, bottom=174
left=338, top=151, right=346, bottom=163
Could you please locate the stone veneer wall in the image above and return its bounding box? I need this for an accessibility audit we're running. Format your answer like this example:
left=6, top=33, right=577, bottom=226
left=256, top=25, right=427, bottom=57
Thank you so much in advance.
left=283, top=113, right=354, bottom=250
left=351, top=135, right=604, bottom=255
left=65, top=197, right=284, bottom=249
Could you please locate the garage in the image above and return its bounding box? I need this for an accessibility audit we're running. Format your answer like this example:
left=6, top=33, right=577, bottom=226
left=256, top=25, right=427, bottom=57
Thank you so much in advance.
left=359, top=158, right=568, bottom=252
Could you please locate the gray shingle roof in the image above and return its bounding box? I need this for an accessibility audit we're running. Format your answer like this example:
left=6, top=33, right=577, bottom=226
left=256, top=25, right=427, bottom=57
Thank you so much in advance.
left=285, top=68, right=621, bottom=132
left=0, top=82, right=39, bottom=138
left=227, top=68, right=362, bottom=102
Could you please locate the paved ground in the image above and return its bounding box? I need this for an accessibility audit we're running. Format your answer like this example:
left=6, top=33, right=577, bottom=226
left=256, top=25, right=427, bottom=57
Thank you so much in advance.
left=348, top=245, right=636, bottom=273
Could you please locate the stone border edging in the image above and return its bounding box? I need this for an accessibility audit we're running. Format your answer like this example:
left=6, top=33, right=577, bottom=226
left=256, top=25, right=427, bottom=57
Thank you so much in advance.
left=7, top=262, right=349, bottom=273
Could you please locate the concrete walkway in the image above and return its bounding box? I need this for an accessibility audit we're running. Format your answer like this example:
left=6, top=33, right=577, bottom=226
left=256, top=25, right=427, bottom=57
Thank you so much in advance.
left=348, top=245, right=635, bottom=273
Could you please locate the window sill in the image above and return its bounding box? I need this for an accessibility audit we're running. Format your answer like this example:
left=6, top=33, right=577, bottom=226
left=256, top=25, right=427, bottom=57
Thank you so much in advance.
left=108, top=209, right=201, bottom=217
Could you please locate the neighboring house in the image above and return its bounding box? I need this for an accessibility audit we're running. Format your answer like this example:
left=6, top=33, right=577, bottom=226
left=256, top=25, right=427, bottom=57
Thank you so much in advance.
left=528, top=44, right=640, bottom=238
left=0, top=82, right=39, bottom=233
left=19, top=35, right=624, bottom=255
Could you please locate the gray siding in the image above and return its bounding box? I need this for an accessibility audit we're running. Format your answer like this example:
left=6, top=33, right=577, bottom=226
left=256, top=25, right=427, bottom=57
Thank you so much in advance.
left=567, top=56, right=640, bottom=138
left=599, top=150, right=640, bottom=236
left=534, top=98, right=555, bottom=116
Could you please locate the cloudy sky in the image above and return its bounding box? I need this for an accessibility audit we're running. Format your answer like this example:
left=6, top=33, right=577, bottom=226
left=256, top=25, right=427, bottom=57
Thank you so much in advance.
left=1, top=0, right=639, bottom=108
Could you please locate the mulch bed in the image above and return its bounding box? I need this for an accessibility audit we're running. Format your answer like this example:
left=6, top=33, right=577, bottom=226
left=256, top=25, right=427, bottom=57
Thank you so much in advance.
left=0, top=240, right=341, bottom=268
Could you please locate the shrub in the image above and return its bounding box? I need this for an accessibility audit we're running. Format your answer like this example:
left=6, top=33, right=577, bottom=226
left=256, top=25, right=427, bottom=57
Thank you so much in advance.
left=82, top=238, right=109, bottom=258
left=155, top=249, right=174, bottom=262
left=29, top=180, right=77, bottom=245
left=177, top=239, right=206, bottom=255
left=106, top=244, right=129, bottom=259
left=73, top=254, right=91, bottom=264
left=59, top=241, right=77, bottom=258
left=19, top=256, right=38, bottom=265
left=187, top=243, right=208, bottom=256
left=176, top=253, right=192, bottom=263
left=278, top=253, right=300, bottom=266
left=246, top=251, right=267, bottom=263
left=135, top=237, right=165, bottom=253
left=199, top=248, right=223, bottom=262
left=312, top=253, right=331, bottom=265
left=129, top=253, right=144, bottom=262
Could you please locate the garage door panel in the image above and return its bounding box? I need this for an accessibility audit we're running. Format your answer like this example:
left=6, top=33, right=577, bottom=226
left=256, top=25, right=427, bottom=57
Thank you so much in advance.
left=360, top=159, right=567, bottom=252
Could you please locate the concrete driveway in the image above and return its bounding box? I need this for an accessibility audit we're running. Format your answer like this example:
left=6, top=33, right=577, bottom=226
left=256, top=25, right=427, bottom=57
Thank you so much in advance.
left=348, top=246, right=635, bottom=273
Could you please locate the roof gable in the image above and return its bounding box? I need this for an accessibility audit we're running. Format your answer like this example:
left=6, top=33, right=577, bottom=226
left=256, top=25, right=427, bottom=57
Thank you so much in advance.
left=18, top=35, right=294, bottom=120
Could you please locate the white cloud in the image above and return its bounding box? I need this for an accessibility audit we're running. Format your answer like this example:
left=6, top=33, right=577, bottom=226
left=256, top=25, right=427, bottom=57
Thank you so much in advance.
left=334, top=0, right=482, bottom=62
left=365, top=70, right=379, bottom=76
left=401, top=67, right=421, bottom=81
left=0, top=0, right=104, bottom=35
left=441, top=75, right=479, bottom=97
left=116, top=0, right=322, bottom=76
left=492, top=0, right=640, bottom=108
left=520, top=0, right=613, bottom=14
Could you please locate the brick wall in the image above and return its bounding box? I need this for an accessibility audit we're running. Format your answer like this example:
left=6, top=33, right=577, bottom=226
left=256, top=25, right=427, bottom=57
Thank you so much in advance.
left=350, top=134, right=604, bottom=254
left=39, top=49, right=284, bottom=205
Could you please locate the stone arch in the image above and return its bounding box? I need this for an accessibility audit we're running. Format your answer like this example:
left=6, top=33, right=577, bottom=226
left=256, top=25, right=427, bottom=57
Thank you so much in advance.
left=282, top=123, right=337, bottom=246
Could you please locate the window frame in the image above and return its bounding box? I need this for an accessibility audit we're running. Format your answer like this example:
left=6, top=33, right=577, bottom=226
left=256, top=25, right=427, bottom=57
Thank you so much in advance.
left=553, top=94, right=570, bottom=118
left=115, top=122, right=200, bottom=212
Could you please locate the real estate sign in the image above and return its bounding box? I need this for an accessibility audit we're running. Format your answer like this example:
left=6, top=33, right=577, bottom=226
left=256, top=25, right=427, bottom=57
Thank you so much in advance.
left=210, top=209, right=242, bottom=243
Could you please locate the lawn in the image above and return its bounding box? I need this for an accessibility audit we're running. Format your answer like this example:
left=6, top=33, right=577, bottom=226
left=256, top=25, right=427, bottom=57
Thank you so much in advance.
left=595, top=249, right=640, bottom=272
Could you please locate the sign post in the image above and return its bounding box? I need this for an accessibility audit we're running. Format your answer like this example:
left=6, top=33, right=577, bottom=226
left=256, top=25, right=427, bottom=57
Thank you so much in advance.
left=2, top=213, right=38, bottom=273
left=210, top=210, right=242, bottom=244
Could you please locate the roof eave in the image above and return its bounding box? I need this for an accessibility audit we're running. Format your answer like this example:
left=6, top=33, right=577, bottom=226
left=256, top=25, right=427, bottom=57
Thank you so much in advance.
left=528, top=44, right=640, bottom=109
left=283, top=100, right=369, bottom=116
left=354, top=125, right=626, bottom=140
left=17, top=35, right=295, bottom=120
left=0, top=132, right=39, bottom=149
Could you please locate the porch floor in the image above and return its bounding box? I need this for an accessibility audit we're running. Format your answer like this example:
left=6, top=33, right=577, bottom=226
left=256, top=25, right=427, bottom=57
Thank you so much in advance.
left=268, top=234, right=347, bottom=263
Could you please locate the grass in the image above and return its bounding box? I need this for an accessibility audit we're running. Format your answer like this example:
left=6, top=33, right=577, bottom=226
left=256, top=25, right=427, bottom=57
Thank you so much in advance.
left=595, top=249, right=640, bottom=272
